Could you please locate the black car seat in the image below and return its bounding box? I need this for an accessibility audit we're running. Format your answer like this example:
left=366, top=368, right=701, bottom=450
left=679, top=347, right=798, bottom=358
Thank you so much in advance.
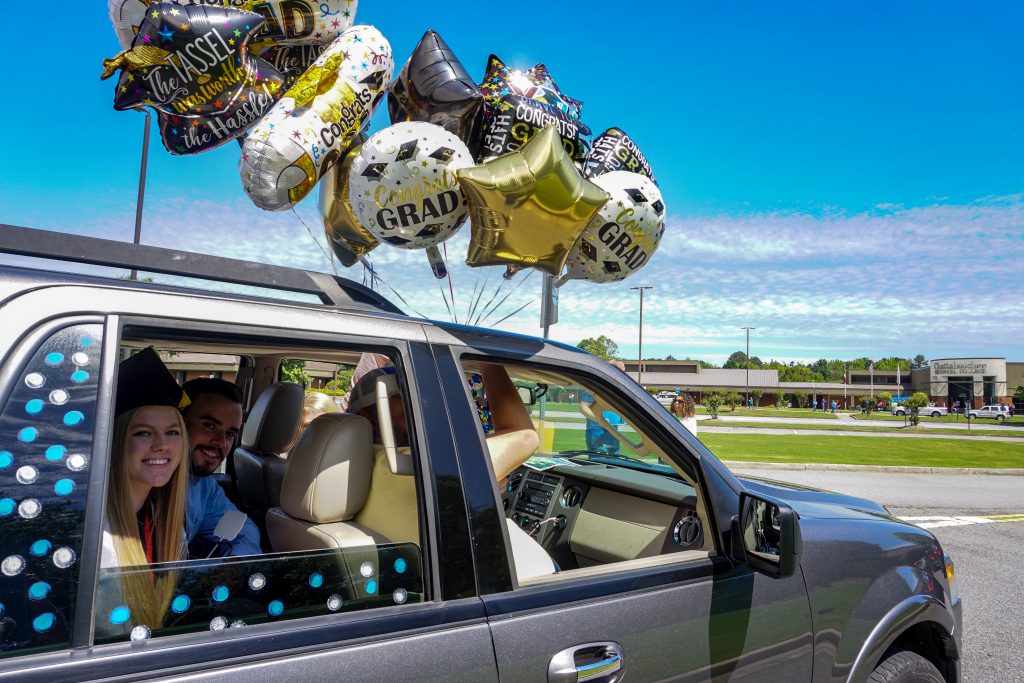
left=233, top=381, right=303, bottom=547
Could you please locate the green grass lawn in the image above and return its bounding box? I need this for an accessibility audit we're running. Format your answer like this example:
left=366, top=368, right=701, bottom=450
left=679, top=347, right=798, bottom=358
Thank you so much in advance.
left=700, top=407, right=841, bottom=419
left=546, top=425, right=1024, bottom=469
left=854, top=413, right=1024, bottom=425
left=697, top=421, right=1019, bottom=437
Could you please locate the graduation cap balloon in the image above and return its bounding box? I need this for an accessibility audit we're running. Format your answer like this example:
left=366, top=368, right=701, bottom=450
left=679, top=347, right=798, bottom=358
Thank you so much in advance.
left=388, top=29, right=484, bottom=157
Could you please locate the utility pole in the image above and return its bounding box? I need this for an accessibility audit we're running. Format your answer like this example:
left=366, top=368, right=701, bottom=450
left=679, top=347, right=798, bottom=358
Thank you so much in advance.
left=130, top=109, right=151, bottom=281
left=741, top=326, right=755, bottom=408
left=631, top=286, right=653, bottom=388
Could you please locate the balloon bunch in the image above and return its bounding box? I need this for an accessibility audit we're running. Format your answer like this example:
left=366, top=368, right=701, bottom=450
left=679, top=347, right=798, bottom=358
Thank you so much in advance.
left=102, top=10, right=664, bottom=286
left=324, top=29, right=666, bottom=286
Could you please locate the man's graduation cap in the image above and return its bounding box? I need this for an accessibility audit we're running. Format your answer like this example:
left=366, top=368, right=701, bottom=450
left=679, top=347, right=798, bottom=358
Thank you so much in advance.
left=115, top=347, right=191, bottom=417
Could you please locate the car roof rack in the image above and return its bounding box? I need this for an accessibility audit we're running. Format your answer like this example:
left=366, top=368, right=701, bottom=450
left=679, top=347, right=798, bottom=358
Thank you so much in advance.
left=0, top=224, right=403, bottom=315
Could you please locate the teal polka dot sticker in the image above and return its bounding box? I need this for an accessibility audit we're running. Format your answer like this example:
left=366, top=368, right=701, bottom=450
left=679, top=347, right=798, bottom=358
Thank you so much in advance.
left=25, top=399, right=44, bottom=415
left=33, top=613, right=56, bottom=633
left=71, top=370, right=89, bottom=383
left=110, top=605, right=131, bottom=625
left=394, top=558, right=407, bottom=574
left=28, top=582, right=51, bottom=601
left=365, top=579, right=378, bottom=595
left=54, top=479, right=74, bottom=496
left=30, top=539, right=51, bottom=557
left=80, top=336, right=93, bottom=347
left=18, top=427, right=38, bottom=443
left=171, top=594, right=191, bottom=614
left=63, top=411, right=85, bottom=427
left=0, top=499, right=14, bottom=516
left=44, top=352, right=64, bottom=366
left=212, top=585, right=229, bottom=602
left=0, top=451, right=11, bottom=468
left=268, top=600, right=284, bottom=617
left=45, top=445, right=67, bottom=461
left=308, top=572, right=324, bottom=588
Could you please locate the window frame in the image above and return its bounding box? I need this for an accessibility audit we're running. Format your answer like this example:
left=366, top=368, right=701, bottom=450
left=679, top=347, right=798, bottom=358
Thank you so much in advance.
left=443, top=346, right=724, bottom=593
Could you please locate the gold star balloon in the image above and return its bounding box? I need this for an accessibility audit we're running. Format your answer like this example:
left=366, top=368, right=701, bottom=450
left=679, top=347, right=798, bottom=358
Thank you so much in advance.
left=319, top=136, right=379, bottom=268
left=458, top=125, right=609, bottom=277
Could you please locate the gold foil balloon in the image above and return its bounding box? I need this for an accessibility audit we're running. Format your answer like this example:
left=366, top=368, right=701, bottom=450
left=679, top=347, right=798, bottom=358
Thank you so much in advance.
left=559, top=171, right=665, bottom=285
left=458, top=125, right=609, bottom=277
left=239, top=24, right=393, bottom=211
left=319, top=138, right=378, bottom=267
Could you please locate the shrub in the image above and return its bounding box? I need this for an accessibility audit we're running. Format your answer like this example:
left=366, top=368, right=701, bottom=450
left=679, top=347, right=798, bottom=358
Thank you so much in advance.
left=724, top=392, right=743, bottom=412
left=703, top=392, right=724, bottom=419
left=905, top=392, right=930, bottom=426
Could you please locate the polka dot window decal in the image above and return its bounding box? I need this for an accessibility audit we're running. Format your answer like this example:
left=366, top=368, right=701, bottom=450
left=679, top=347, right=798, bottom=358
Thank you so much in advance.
left=0, top=323, right=102, bottom=656
left=212, top=585, right=230, bottom=602
left=394, top=557, right=408, bottom=574
left=209, top=616, right=228, bottom=631
left=130, top=625, right=152, bottom=641
left=248, top=573, right=267, bottom=591
left=359, top=561, right=375, bottom=577
left=171, top=594, right=191, bottom=613
left=110, top=605, right=131, bottom=625
left=308, top=572, right=324, bottom=588
left=327, top=594, right=343, bottom=611
left=268, top=600, right=284, bottom=617
left=364, top=579, right=378, bottom=595
left=393, top=588, right=408, bottom=605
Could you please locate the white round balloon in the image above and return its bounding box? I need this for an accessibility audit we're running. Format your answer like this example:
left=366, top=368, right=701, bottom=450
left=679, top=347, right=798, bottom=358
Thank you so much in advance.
left=348, top=122, right=472, bottom=249
left=562, top=171, right=665, bottom=284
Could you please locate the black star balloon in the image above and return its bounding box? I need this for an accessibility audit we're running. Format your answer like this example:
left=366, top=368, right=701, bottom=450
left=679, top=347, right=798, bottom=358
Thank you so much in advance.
left=102, top=3, right=274, bottom=118
left=583, top=127, right=657, bottom=184
left=388, top=29, right=484, bottom=158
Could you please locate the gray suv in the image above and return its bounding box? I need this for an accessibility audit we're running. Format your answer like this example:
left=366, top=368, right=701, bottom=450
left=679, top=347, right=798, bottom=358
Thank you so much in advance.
left=0, top=227, right=961, bottom=682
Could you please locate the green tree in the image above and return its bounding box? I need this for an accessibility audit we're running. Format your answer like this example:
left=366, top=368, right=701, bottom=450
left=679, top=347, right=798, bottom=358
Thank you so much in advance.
left=723, top=351, right=748, bottom=369
left=912, top=355, right=928, bottom=369
left=280, top=359, right=310, bottom=387
left=750, top=389, right=763, bottom=408
left=793, top=391, right=808, bottom=408
left=773, top=392, right=788, bottom=409
left=697, top=360, right=719, bottom=369
left=779, top=365, right=824, bottom=382
left=905, top=391, right=930, bottom=426
left=877, top=391, right=893, bottom=409
left=723, top=391, right=743, bottom=412
left=703, top=392, right=724, bottom=419
left=577, top=335, right=619, bottom=360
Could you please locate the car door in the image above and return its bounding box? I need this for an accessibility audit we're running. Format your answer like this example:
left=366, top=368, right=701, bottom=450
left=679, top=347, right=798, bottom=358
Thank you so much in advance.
left=0, top=285, right=499, bottom=682
left=428, top=339, right=813, bottom=682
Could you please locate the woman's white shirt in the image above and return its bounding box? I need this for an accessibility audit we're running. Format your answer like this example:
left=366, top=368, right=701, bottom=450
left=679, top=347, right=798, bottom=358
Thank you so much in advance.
left=681, top=416, right=698, bottom=435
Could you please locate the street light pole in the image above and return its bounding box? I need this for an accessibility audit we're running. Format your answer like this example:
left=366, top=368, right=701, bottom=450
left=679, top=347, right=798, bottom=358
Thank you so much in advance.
left=631, top=286, right=653, bottom=388
left=130, top=109, right=152, bottom=281
left=741, top=326, right=755, bottom=408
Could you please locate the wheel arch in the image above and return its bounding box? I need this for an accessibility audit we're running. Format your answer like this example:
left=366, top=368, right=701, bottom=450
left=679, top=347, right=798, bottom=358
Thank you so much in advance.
left=847, top=596, right=959, bottom=683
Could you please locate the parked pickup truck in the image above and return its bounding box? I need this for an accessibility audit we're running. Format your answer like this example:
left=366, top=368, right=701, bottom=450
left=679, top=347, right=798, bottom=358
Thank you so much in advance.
left=969, top=404, right=1011, bottom=421
left=892, top=404, right=947, bottom=417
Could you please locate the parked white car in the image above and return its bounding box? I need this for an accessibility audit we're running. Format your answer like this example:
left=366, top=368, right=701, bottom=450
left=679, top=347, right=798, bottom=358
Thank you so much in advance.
left=892, top=404, right=947, bottom=417
left=655, top=390, right=677, bottom=406
left=968, top=404, right=1010, bottom=421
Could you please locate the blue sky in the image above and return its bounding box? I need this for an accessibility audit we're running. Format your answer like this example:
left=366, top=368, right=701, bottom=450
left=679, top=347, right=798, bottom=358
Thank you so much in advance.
left=2, top=1, right=1022, bottom=363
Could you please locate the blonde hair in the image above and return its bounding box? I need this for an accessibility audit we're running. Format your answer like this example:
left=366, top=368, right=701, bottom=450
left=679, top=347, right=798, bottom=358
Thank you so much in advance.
left=671, top=393, right=696, bottom=419
left=107, top=407, right=189, bottom=628
left=302, top=391, right=340, bottom=427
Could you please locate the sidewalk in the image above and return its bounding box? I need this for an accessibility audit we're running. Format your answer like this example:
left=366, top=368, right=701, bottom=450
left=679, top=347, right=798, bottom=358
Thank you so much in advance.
left=723, top=460, right=1024, bottom=476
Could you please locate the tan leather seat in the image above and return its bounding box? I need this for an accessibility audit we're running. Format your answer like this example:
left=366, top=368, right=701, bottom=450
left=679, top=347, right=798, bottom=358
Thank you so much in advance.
left=355, top=444, right=419, bottom=545
left=266, top=413, right=387, bottom=552
left=234, top=382, right=303, bottom=545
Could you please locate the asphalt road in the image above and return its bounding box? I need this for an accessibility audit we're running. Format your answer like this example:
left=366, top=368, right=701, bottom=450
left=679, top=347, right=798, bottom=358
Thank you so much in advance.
left=730, top=467, right=1024, bottom=683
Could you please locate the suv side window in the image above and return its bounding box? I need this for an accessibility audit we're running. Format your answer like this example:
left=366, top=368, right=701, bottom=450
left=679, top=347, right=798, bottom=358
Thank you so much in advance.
left=0, top=323, right=103, bottom=658
left=92, top=342, right=426, bottom=645
left=460, top=359, right=714, bottom=585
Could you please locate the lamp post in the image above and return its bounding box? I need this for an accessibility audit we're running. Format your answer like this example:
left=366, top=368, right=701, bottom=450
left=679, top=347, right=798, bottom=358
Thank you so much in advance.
left=129, top=109, right=151, bottom=281
left=741, top=326, right=755, bottom=408
left=631, top=286, right=653, bottom=387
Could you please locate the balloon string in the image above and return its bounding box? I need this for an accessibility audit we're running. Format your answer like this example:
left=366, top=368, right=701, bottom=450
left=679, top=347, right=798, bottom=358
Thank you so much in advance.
left=358, top=257, right=430, bottom=319
left=436, top=274, right=456, bottom=324
left=443, top=242, right=456, bottom=315
left=467, top=267, right=491, bottom=324
left=479, top=268, right=535, bottom=327
left=465, top=266, right=483, bottom=322
left=473, top=269, right=508, bottom=326
left=492, top=296, right=540, bottom=327
left=291, top=208, right=338, bottom=276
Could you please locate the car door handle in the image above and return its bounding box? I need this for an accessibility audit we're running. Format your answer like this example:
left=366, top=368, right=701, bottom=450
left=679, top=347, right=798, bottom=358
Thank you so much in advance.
left=548, top=642, right=624, bottom=683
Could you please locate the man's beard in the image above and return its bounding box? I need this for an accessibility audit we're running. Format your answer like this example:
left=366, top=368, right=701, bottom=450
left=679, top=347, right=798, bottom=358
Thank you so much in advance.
left=190, top=446, right=224, bottom=477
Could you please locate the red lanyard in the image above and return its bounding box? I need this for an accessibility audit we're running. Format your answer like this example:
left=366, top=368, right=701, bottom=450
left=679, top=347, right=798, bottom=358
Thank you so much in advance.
left=142, top=505, right=155, bottom=564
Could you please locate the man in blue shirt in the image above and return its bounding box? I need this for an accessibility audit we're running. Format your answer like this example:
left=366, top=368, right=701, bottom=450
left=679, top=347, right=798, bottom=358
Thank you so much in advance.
left=181, top=378, right=262, bottom=556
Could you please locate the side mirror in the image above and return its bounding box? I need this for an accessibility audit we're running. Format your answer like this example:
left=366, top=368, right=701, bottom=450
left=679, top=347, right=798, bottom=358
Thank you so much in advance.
left=517, top=386, right=535, bottom=405
left=738, top=492, right=802, bottom=579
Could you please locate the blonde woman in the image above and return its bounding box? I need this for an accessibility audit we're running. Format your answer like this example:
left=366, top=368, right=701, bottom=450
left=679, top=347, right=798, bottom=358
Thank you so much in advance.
left=101, top=348, right=190, bottom=629
left=301, top=391, right=340, bottom=430
left=671, top=393, right=698, bottom=436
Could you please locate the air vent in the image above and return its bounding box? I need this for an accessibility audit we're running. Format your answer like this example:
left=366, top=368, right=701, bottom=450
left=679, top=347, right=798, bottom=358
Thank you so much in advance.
left=561, top=486, right=583, bottom=508
left=672, top=511, right=702, bottom=548
left=506, top=472, right=524, bottom=494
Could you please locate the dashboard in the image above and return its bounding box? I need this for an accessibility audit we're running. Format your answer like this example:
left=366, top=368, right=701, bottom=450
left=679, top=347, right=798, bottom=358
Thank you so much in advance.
left=503, top=461, right=705, bottom=570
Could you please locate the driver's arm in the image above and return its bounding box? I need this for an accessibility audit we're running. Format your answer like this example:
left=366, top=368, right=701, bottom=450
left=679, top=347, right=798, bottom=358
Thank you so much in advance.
left=479, top=362, right=539, bottom=481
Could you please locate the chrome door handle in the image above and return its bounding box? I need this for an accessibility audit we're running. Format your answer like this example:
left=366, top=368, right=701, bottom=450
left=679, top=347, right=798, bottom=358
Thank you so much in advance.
left=548, top=642, right=624, bottom=683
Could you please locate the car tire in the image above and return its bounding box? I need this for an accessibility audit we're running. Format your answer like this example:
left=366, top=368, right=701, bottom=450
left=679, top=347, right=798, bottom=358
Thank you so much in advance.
left=930, top=411, right=940, bottom=418
left=997, top=415, right=1006, bottom=422
left=868, top=650, right=944, bottom=683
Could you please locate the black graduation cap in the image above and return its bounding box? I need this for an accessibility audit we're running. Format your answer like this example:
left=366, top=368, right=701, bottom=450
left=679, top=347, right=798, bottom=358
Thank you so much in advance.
left=115, top=347, right=190, bottom=417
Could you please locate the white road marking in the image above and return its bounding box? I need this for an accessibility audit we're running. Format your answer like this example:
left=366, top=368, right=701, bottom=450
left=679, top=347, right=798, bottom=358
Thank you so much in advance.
left=900, top=515, right=997, bottom=529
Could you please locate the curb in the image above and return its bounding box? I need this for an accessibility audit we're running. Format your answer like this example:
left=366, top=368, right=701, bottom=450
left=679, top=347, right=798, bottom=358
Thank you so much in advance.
left=722, top=460, right=1024, bottom=476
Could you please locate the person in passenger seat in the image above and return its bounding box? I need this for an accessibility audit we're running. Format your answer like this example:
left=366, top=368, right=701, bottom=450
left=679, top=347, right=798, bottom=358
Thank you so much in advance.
left=180, top=378, right=262, bottom=557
